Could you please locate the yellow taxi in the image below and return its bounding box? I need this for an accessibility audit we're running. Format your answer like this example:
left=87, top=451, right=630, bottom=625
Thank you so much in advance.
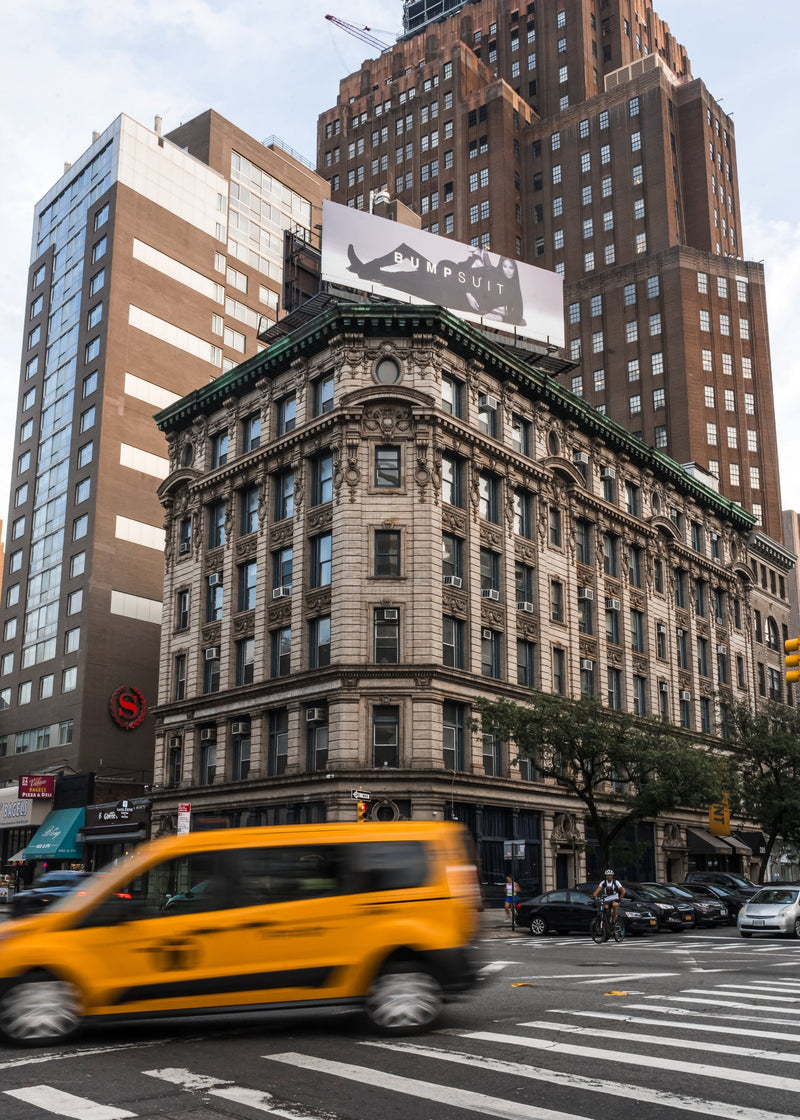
left=0, top=820, right=481, bottom=1045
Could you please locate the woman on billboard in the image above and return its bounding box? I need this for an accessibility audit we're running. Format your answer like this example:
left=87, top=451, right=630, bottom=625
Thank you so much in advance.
left=346, top=243, right=525, bottom=327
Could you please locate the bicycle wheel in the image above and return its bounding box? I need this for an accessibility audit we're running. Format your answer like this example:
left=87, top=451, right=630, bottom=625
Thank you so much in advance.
left=612, top=920, right=625, bottom=942
left=590, top=917, right=606, bottom=944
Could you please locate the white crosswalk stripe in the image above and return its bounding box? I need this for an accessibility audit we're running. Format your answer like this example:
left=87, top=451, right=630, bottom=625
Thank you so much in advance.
left=3, top=1086, right=135, bottom=1120
left=365, top=1039, right=798, bottom=1120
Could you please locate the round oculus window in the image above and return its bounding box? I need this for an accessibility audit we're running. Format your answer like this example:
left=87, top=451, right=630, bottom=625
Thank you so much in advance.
left=375, top=357, right=401, bottom=385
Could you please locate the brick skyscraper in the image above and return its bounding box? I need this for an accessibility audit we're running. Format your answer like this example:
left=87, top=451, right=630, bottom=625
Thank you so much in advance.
left=318, top=0, right=783, bottom=540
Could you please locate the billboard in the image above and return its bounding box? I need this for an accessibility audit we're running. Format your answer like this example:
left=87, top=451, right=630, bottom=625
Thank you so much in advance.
left=321, top=200, right=565, bottom=348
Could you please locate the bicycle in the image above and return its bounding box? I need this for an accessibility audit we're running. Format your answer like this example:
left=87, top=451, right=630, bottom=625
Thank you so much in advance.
left=590, top=899, right=625, bottom=943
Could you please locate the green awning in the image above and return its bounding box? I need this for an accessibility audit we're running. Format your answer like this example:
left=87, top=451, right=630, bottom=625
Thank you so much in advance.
left=24, top=807, right=85, bottom=860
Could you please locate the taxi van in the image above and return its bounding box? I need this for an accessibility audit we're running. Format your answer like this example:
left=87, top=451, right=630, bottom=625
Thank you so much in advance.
left=0, top=820, right=481, bottom=1045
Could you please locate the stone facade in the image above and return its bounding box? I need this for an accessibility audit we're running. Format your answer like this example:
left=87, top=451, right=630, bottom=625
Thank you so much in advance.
left=151, top=301, right=792, bottom=890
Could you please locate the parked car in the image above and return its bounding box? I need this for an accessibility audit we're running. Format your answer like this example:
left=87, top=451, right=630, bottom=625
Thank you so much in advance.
left=576, top=882, right=697, bottom=932
left=518, top=887, right=659, bottom=936
left=684, top=871, right=760, bottom=898
left=683, top=882, right=748, bottom=925
left=640, top=882, right=728, bottom=926
left=737, top=885, right=800, bottom=938
left=11, top=871, right=93, bottom=918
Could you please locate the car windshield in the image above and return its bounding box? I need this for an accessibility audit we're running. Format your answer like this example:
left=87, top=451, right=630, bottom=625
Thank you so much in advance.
left=726, top=874, right=758, bottom=889
left=751, top=888, right=800, bottom=905
left=638, top=885, right=670, bottom=900
left=665, top=885, right=694, bottom=899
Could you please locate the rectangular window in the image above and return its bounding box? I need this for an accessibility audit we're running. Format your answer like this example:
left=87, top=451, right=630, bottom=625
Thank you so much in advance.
left=442, top=616, right=464, bottom=669
left=276, top=393, right=296, bottom=435
left=271, top=627, right=292, bottom=677
left=373, top=705, right=399, bottom=767
left=235, top=637, right=255, bottom=686
left=312, top=451, right=334, bottom=504
left=238, top=560, right=257, bottom=611
left=241, top=412, right=261, bottom=452
left=313, top=373, right=334, bottom=415
left=375, top=445, right=401, bottom=487
left=374, top=608, right=400, bottom=663
left=274, top=469, right=294, bottom=520
left=268, top=710, right=288, bottom=777
left=478, top=472, right=499, bottom=523
left=240, top=484, right=259, bottom=535
left=309, top=616, right=331, bottom=669
left=207, top=500, right=226, bottom=548
left=375, top=529, right=401, bottom=577
left=441, top=373, right=462, bottom=417
left=443, top=701, right=464, bottom=771
left=310, top=532, right=332, bottom=587
left=202, top=649, right=220, bottom=694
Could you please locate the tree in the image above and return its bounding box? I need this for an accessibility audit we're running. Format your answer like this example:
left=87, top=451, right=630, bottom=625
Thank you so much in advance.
left=723, top=698, right=800, bottom=882
left=477, top=693, right=728, bottom=873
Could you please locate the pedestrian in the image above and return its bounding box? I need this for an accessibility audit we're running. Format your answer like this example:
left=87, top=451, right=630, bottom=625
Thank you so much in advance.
left=505, top=874, right=520, bottom=921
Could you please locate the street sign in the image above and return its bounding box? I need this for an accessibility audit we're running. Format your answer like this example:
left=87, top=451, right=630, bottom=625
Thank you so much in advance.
left=504, top=840, right=526, bottom=860
left=351, top=789, right=371, bottom=801
left=177, top=802, right=191, bottom=835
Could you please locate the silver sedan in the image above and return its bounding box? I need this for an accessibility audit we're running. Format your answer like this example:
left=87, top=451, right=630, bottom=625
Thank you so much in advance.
left=738, top=885, right=800, bottom=938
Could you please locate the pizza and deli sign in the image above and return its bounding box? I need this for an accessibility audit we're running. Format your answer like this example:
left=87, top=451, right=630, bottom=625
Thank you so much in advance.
left=18, top=775, right=55, bottom=800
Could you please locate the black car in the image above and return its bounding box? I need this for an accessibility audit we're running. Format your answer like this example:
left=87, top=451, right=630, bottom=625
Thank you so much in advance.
left=11, top=870, right=93, bottom=918
left=641, top=882, right=728, bottom=926
left=679, top=881, right=747, bottom=925
left=684, top=871, right=760, bottom=898
left=578, top=882, right=697, bottom=931
left=517, top=887, right=659, bottom=936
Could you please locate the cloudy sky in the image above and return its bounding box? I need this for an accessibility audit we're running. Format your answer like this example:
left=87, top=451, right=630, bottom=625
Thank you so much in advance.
left=1, top=0, right=798, bottom=539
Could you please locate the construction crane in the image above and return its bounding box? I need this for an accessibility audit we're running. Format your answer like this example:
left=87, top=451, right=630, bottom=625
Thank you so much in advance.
left=325, top=13, right=392, bottom=52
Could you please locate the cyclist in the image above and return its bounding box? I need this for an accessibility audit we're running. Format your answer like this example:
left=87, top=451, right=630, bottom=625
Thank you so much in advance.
left=593, top=869, right=626, bottom=930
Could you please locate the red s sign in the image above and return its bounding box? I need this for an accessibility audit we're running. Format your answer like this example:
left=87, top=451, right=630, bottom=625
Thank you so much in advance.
left=110, top=686, right=147, bottom=730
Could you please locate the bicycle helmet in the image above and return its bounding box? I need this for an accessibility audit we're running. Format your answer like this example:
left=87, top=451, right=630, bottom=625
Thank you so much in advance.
left=604, top=869, right=614, bottom=877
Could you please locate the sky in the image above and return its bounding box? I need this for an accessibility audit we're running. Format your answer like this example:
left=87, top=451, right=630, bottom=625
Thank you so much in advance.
left=1, top=0, right=798, bottom=542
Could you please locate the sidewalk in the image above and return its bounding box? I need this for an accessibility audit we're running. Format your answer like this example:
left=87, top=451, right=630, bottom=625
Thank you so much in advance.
left=480, top=908, right=528, bottom=939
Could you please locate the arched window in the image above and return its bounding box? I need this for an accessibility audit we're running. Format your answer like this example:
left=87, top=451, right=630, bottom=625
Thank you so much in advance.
left=766, top=617, right=780, bottom=651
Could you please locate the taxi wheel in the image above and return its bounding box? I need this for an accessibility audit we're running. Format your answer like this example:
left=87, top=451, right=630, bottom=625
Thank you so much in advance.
left=0, top=971, right=82, bottom=1046
left=529, top=915, right=548, bottom=936
left=793, top=918, right=800, bottom=939
left=364, top=963, right=443, bottom=1034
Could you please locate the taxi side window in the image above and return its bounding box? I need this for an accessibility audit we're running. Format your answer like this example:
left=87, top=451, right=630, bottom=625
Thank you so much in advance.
left=232, top=845, right=345, bottom=906
left=346, top=841, right=429, bottom=893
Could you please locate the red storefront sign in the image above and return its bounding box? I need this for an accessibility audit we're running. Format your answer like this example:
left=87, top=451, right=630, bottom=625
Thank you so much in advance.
left=18, top=774, right=55, bottom=799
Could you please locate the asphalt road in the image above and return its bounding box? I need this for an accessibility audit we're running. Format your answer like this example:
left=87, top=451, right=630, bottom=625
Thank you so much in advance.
left=1, top=923, right=799, bottom=1120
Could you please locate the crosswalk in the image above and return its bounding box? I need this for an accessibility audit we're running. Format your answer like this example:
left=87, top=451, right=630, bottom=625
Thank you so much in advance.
left=3, top=973, right=800, bottom=1120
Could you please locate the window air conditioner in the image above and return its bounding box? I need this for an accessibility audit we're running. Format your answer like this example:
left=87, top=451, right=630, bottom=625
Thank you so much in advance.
left=680, top=690, right=692, bottom=702
left=205, top=647, right=220, bottom=660
left=381, top=608, right=399, bottom=620
left=442, top=575, right=462, bottom=588
left=517, top=601, right=535, bottom=613
left=272, top=586, right=292, bottom=599
left=600, top=466, right=617, bottom=480
left=717, top=644, right=727, bottom=654
left=199, top=728, right=216, bottom=742
left=208, top=572, right=222, bottom=587
left=306, top=708, right=327, bottom=723
left=573, top=451, right=589, bottom=465
left=580, top=659, right=594, bottom=671
left=482, top=629, right=493, bottom=640
left=179, top=541, right=191, bottom=554
left=605, top=597, right=621, bottom=611
left=168, top=736, right=181, bottom=748
left=231, top=722, right=249, bottom=736
left=480, top=393, right=499, bottom=410
left=676, top=628, right=684, bottom=637
left=659, top=681, right=669, bottom=693
left=578, top=587, right=594, bottom=600
left=657, top=623, right=666, bottom=634
left=481, top=588, right=500, bottom=600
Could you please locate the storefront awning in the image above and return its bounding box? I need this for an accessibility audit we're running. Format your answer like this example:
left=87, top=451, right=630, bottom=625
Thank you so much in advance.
left=24, top=807, right=85, bottom=860
left=734, top=830, right=767, bottom=856
left=686, top=827, right=734, bottom=855
left=722, top=834, right=752, bottom=857
left=7, top=849, right=28, bottom=864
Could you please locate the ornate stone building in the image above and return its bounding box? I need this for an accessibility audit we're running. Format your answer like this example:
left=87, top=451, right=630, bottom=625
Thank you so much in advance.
left=151, top=299, right=791, bottom=891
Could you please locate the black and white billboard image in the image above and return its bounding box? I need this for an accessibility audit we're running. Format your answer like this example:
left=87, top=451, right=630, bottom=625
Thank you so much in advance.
left=321, top=201, right=565, bottom=348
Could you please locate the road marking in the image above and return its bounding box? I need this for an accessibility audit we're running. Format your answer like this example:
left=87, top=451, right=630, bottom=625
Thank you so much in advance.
left=143, top=1068, right=328, bottom=1120
left=645, top=995, right=800, bottom=1014
left=678, top=988, right=799, bottom=1003
left=265, top=1051, right=593, bottom=1120
left=619, top=1002, right=800, bottom=1028
left=366, top=1039, right=798, bottom=1120
left=549, top=1009, right=800, bottom=1044
left=577, top=971, right=677, bottom=984
left=3, top=1086, right=135, bottom=1119
left=464, top=1030, right=800, bottom=1093
left=480, top=961, right=517, bottom=975
left=517, top=1019, right=800, bottom=1064
left=0, top=1037, right=180, bottom=1073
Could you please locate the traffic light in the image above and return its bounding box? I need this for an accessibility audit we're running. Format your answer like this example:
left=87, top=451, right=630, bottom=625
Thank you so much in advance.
left=785, top=637, right=800, bottom=685
left=356, top=800, right=368, bottom=823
